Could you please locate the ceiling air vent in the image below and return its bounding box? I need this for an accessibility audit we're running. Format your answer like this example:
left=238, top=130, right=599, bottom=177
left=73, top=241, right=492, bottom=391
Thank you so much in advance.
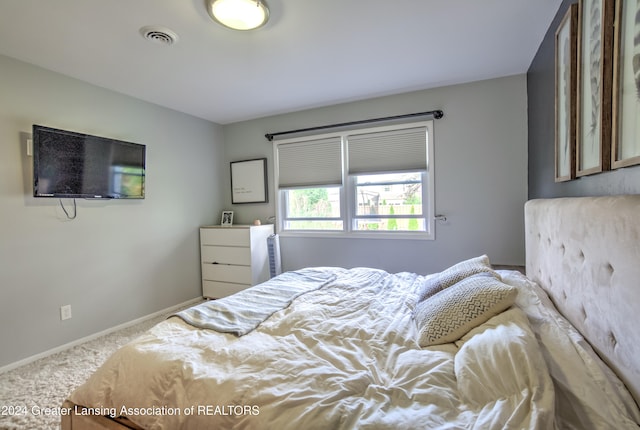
left=140, top=26, right=179, bottom=46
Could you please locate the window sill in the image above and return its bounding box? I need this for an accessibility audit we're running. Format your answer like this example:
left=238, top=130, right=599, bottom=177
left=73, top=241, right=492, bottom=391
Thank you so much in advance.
left=277, top=230, right=434, bottom=240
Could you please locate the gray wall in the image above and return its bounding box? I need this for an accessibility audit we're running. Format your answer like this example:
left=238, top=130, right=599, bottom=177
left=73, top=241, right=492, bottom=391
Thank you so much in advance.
left=528, top=0, right=640, bottom=198
left=0, top=55, right=225, bottom=367
left=223, top=75, right=529, bottom=275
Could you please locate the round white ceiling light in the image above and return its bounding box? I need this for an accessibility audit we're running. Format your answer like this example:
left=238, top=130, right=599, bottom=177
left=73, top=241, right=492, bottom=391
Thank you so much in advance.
left=206, top=0, right=270, bottom=31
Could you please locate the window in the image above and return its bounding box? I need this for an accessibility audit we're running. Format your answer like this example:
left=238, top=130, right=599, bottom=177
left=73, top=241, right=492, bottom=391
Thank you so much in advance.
left=353, top=172, right=426, bottom=232
left=282, top=186, right=343, bottom=230
left=274, top=121, right=434, bottom=239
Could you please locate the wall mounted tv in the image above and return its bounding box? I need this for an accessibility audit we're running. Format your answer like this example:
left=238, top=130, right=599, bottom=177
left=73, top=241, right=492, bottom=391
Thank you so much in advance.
left=33, top=125, right=146, bottom=199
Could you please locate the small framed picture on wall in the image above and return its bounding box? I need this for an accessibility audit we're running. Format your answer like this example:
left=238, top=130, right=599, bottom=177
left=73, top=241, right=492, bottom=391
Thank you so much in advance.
left=611, top=0, right=640, bottom=168
left=555, top=3, right=578, bottom=182
left=221, top=210, right=234, bottom=226
left=230, top=158, right=268, bottom=204
left=576, top=0, right=614, bottom=176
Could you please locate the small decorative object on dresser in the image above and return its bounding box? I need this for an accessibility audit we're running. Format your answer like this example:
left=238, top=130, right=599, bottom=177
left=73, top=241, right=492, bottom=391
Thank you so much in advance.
left=221, top=210, right=233, bottom=226
left=200, top=224, right=274, bottom=298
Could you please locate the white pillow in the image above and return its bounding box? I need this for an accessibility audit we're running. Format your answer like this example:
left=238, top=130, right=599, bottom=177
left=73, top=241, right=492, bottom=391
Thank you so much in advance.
left=415, top=275, right=517, bottom=347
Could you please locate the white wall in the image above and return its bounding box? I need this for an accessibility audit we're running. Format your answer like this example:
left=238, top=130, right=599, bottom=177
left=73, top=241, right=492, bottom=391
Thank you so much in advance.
left=223, top=75, right=528, bottom=274
left=0, top=55, right=225, bottom=367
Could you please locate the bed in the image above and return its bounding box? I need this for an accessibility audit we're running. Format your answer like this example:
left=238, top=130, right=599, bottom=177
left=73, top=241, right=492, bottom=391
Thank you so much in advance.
left=62, top=195, right=640, bottom=430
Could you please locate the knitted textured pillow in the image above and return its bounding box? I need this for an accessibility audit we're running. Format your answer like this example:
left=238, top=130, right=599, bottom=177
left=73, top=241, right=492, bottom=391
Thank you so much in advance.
left=417, top=255, right=500, bottom=302
left=415, top=275, right=517, bottom=347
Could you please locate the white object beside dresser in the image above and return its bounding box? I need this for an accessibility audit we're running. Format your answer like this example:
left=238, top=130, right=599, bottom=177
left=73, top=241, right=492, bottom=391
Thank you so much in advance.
left=200, top=224, right=274, bottom=298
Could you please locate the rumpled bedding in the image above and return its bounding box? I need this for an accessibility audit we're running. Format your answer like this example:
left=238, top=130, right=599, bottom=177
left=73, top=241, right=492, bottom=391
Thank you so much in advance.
left=500, top=271, right=640, bottom=429
left=69, top=267, right=640, bottom=430
left=171, top=270, right=337, bottom=336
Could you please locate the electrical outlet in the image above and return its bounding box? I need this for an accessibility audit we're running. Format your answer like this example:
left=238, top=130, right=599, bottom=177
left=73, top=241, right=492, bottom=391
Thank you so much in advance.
left=60, top=305, right=72, bottom=321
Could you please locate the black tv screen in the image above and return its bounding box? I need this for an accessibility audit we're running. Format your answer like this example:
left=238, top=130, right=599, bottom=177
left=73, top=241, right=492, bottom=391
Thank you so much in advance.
left=33, top=125, right=146, bottom=199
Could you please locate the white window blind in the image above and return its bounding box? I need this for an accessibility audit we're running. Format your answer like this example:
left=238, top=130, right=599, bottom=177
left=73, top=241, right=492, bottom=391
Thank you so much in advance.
left=277, top=137, right=343, bottom=188
left=347, top=126, right=428, bottom=174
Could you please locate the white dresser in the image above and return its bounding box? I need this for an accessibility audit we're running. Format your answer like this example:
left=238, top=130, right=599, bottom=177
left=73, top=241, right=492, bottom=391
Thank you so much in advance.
left=199, top=224, right=274, bottom=298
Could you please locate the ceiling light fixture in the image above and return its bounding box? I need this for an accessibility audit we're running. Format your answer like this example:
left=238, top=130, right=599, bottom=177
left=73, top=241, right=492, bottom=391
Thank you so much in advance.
left=206, top=0, right=270, bottom=31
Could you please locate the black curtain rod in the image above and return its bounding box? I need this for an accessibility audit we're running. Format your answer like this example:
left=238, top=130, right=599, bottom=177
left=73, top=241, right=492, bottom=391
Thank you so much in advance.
left=265, top=109, right=444, bottom=141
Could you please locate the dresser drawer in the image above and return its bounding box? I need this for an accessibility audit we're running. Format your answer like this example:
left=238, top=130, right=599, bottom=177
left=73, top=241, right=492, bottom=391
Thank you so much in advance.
left=201, top=246, right=251, bottom=265
left=200, top=228, right=250, bottom=246
left=202, top=280, right=250, bottom=299
left=202, top=263, right=252, bottom=284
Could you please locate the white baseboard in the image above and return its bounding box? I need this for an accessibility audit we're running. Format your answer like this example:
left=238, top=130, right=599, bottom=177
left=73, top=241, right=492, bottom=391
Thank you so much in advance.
left=0, top=297, right=203, bottom=374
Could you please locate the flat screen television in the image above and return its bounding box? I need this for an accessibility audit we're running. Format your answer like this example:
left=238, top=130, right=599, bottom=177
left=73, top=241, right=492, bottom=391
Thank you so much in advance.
left=33, top=125, right=146, bottom=199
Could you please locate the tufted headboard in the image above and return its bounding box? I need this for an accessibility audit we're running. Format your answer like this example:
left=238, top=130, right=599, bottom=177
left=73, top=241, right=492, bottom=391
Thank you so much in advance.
left=525, top=196, right=640, bottom=408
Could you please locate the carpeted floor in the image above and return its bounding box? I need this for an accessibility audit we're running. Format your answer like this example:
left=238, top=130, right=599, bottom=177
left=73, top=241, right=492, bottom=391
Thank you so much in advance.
left=0, top=302, right=200, bottom=430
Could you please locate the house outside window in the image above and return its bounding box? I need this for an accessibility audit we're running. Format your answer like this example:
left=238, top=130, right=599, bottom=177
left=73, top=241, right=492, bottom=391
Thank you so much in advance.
left=274, top=120, right=435, bottom=239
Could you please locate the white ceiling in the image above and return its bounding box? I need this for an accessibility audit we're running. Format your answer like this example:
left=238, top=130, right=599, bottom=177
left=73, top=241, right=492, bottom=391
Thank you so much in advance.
left=0, top=0, right=562, bottom=125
